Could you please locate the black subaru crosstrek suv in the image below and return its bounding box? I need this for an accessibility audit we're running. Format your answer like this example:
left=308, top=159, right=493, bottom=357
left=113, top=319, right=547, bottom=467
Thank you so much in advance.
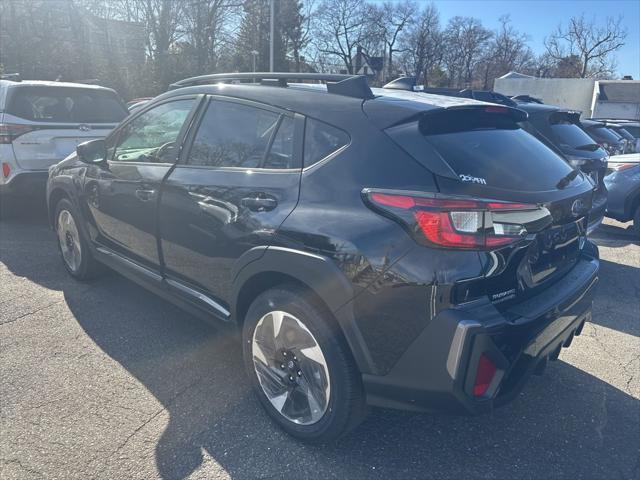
left=47, top=73, right=599, bottom=442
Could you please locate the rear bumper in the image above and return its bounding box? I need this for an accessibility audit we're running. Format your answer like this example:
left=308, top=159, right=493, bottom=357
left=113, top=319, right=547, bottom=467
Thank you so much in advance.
left=0, top=170, right=48, bottom=196
left=362, top=253, right=599, bottom=414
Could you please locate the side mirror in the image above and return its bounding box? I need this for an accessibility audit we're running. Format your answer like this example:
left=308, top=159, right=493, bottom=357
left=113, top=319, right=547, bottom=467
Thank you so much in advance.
left=77, top=139, right=107, bottom=164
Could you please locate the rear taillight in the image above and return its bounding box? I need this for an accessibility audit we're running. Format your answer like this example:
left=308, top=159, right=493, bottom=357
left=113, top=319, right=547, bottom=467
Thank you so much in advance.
left=0, top=123, right=35, bottom=144
left=473, top=353, right=497, bottom=397
left=365, top=190, right=537, bottom=249
left=2, top=162, right=10, bottom=178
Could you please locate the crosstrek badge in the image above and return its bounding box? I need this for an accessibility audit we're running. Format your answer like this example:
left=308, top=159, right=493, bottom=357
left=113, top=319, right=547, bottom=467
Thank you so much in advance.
left=459, top=174, right=487, bottom=184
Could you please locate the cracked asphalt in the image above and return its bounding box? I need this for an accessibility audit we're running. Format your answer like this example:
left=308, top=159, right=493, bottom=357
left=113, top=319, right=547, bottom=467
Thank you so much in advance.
left=1, top=202, right=638, bottom=480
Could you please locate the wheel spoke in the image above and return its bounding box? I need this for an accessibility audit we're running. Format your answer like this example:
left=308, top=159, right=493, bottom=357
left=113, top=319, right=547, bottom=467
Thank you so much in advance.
left=252, top=309, right=331, bottom=425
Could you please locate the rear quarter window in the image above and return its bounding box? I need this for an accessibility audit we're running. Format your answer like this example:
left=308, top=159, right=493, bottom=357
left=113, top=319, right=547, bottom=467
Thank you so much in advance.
left=420, top=109, right=575, bottom=192
left=7, top=87, right=127, bottom=123
left=303, top=118, right=349, bottom=167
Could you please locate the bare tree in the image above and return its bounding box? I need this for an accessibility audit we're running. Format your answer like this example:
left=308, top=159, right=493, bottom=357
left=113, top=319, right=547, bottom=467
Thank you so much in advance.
left=442, top=16, right=492, bottom=87
left=370, top=0, right=416, bottom=80
left=281, top=0, right=313, bottom=72
left=313, top=0, right=373, bottom=74
left=399, top=2, right=441, bottom=86
left=544, top=14, right=627, bottom=78
left=183, top=0, right=241, bottom=73
left=480, top=15, right=533, bottom=88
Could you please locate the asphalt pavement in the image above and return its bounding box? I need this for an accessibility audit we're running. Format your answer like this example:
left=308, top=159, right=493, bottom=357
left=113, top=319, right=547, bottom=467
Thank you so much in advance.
left=1, top=201, right=638, bottom=480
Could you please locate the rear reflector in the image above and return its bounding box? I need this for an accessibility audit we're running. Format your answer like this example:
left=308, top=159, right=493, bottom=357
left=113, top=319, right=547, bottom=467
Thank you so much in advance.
left=365, top=189, right=537, bottom=249
left=473, top=353, right=497, bottom=397
left=1, top=162, right=10, bottom=178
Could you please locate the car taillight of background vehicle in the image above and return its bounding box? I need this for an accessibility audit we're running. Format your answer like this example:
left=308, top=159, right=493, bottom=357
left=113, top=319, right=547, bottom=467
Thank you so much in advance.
left=0, top=123, right=35, bottom=144
left=363, top=189, right=540, bottom=249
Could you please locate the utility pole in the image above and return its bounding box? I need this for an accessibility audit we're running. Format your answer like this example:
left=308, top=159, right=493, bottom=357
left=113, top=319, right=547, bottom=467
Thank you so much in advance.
left=269, top=0, right=274, bottom=72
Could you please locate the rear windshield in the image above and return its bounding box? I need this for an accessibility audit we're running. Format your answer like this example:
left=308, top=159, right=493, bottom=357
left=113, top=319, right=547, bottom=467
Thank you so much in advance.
left=7, top=86, right=127, bottom=123
left=586, top=125, right=621, bottom=144
left=549, top=113, right=597, bottom=149
left=420, top=109, right=575, bottom=191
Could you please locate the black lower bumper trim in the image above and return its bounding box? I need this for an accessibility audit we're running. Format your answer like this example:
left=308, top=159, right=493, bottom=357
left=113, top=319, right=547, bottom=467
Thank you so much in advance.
left=362, top=255, right=599, bottom=415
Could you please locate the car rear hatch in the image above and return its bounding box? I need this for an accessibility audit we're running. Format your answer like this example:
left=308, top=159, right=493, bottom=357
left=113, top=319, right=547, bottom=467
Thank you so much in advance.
left=378, top=104, right=595, bottom=307
left=545, top=111, right=608, bottom=193
left=2, top=85, right=126, bottom=170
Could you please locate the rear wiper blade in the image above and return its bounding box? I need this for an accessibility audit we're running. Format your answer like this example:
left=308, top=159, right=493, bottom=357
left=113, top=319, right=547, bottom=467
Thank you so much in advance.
left=575, top=144, right=600, bottom=152
left=556, top=169, right=580, bottom=189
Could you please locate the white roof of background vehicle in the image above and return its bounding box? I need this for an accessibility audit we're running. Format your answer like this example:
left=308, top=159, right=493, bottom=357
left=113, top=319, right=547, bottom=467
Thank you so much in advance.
left=0, top=79, right=114, bottom=90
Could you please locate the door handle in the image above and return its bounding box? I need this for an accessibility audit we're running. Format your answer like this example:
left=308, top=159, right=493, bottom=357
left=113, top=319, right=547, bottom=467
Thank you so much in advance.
left=241, top=195, right=277, bottom=212
left=135, top=188, right=156, bottom=201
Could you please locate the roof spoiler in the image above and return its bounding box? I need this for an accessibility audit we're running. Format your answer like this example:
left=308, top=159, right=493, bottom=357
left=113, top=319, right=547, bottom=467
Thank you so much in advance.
left=169, top=72, right=374, bottom=100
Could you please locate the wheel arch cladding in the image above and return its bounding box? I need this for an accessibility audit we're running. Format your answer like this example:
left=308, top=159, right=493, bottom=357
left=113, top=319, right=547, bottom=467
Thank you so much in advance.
left=232, top=246, right=377, bottom=374
left=48, top=187, right=71, bottom=227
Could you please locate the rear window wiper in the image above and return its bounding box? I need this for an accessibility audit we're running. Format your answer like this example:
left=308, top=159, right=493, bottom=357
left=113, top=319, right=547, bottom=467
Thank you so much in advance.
left=556, top=169, right=580, bottom=189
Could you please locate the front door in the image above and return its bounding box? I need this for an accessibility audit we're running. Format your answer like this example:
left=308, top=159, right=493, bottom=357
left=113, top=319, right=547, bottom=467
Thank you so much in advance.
left=82, top=97, right=198, bottom=271
left=158, top=97, right=303, bottom=313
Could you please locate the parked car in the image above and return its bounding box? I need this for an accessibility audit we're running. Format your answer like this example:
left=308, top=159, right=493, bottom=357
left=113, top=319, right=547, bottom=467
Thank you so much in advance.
left=596, top=122, right=637, bottom=153
left=47, top=73, right=599, bottom=442
left=580, top=119, right=626, bottom=156
left=604, top=153, right=640, bottom=235
left=507, top=102, right=608, bottom=233
left=0, top=80, right=128, bottom=197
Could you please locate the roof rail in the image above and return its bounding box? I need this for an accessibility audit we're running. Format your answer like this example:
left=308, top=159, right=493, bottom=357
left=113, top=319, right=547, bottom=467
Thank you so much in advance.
left=169, top=72, right=374, bottom=99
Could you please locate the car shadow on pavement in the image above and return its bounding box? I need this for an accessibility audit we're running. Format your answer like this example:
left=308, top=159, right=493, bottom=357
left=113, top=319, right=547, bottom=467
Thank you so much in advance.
left=59, top=275, right=638, bottom=480
left=2, top=203, right=638, bottom=479
left=590, top=220, right=639, bottom=248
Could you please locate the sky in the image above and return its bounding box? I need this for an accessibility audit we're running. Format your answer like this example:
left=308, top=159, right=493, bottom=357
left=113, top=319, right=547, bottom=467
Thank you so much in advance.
left=385, top=0, right=640, bottom=78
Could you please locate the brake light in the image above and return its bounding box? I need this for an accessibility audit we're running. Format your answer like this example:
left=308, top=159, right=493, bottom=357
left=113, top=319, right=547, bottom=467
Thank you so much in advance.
left=0, top=123, right=35, bottom=144
left=2, top=162, right=10, bottom=178
left=365, top=190, right=536, bottom=249
left=473, top=354, right=497, bottom=397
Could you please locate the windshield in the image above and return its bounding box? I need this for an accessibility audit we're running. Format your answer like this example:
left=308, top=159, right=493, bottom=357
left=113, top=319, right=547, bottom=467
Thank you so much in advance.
left=420, top=109, right=575, bottom=192
left=7, top=86, right=127, bottom=123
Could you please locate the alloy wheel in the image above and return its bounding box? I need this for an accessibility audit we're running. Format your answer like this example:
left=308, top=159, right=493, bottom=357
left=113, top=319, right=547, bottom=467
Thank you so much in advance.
left=57, top=209, right=82, bottom=273
left=252, top=310, right=331, bottom=425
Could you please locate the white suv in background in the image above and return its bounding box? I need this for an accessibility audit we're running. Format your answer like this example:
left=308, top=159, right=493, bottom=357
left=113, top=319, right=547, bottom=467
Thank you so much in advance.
left=0, top=80, right=128, bottom=197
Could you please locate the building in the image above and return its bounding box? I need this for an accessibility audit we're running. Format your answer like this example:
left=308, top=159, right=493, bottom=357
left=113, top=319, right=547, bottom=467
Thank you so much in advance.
left=494, top=72, right=640, bottom=120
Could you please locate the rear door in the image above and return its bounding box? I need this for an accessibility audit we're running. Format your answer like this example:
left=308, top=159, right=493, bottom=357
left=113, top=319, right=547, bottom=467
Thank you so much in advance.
left=82, top=96, right=199, bottom=271
left=158, top=97, right=303, bottom=315
left=5, top=86, right=127, bottom=170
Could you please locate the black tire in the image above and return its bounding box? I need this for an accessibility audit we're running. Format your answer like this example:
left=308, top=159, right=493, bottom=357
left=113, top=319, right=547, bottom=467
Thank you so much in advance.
left=242, top=285, right=367, bottom=443
left=54, top=198, right=102, bottom=280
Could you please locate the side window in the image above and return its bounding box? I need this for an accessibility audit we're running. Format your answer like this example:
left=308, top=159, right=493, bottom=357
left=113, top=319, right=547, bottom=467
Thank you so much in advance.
left=112, top=99, right=194, bottom=163
left=264, top=116, right=295, bottom=168
left=303, top=118, right=349, bottom=167
left=188, top=100, right=281, bottom=168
